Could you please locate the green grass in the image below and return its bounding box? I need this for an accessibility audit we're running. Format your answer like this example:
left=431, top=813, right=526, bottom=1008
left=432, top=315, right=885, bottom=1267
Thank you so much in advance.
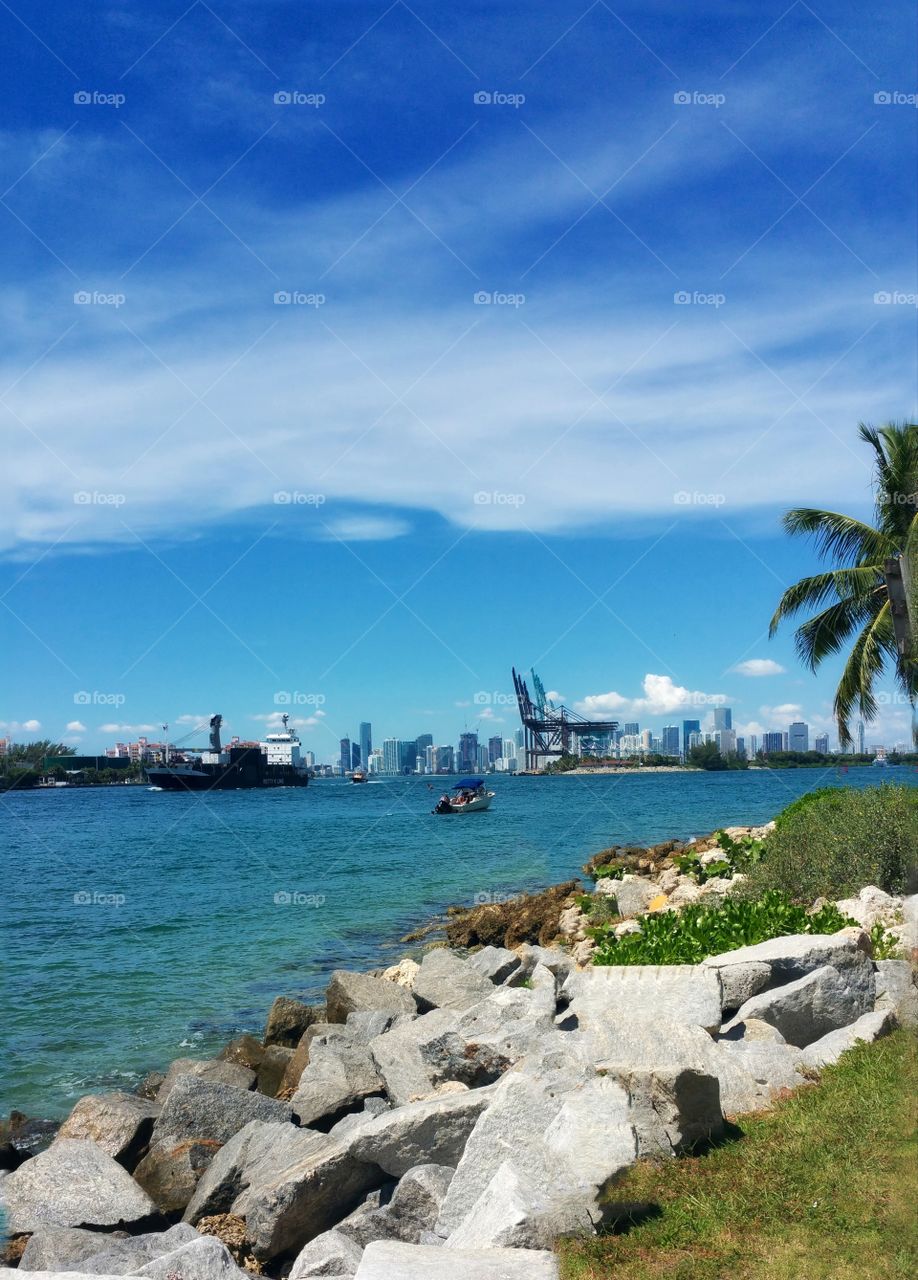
left=558, top=1030, right=918, bottom=1280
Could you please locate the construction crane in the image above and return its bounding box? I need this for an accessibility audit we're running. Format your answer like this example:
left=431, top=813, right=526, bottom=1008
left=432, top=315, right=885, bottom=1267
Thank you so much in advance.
left=512, top=667, right=620, bottom=771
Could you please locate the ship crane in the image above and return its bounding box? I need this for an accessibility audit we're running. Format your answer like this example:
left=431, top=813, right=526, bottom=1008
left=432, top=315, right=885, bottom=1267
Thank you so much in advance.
left=512, top=667, right=620, bottom=771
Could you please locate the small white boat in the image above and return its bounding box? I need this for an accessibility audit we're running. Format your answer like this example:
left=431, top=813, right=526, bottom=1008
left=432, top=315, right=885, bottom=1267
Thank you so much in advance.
left=433, top=777, right=495, bottom=814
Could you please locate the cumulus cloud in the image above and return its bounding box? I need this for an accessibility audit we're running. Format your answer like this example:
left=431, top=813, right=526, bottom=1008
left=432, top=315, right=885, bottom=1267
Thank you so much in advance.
left=0, top=719, right=42, bottom=733
left=66, top=720, right=87, bottom=733
left=731, top=659, right=786, bottom=677
left=576, top=674, right=728, bottom=719
left=98, top=723, right=157, bottom=734
left=252, top=711, right=325, bottom=729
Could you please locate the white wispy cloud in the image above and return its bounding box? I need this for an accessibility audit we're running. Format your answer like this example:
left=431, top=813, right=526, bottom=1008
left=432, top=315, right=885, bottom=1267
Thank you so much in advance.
left=0, top=719, right=42, bottom=733
left=576, top=674, right=728, bottom=719
left=731, top=658, right=786, bottom=677
left=66, top=720, right=87, bottom=732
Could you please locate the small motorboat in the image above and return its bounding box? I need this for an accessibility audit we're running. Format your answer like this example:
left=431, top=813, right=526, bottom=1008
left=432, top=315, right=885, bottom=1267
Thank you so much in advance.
left=433, top=777, right=495, bottom=814
left=351, top=770, right=367, bottom=783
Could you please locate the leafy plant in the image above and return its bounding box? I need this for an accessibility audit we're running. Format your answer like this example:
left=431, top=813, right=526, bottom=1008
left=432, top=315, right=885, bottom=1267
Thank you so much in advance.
left=588, top=863, right=626, bottom=882
left=744, top=784, right=917, bottom=901
left=591, top=890, right=858, bottom=967
left=869, top=920, right=902, bottom=960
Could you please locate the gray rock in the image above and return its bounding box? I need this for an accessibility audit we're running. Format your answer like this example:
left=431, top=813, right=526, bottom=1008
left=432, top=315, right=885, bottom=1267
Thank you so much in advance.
left=136, top=1234, right=247, bottom=1280
left=354, top=1240, right=559, bottom=1279
left=716, top=1040, right=805, bottom=1097
left=329, top=1096, right=391, bottom=1140
left=731, top=963, right=875, bottom=1048
left=256, top=1045, right=295, bottom=1097
left=326, top=971, right=416, bottom=1024
left=801, top=1009, right=896, bottom=1069
left=718, top=1018, right=787, bottom=1045
left=156, top=1058, right=256, bottom=1102
left=53, top=1092, right=158, bottom=1170
left=292, top=1040, right=385, bottom=1128
left=611, top=875, right=659, bottom=918
left=703, top=931, right=872, bottom=994
left=346, top=1010, right=411, bottom=1043
left=218, top=1034, right=266, bottom=1071
left=185, top=1120, right=384, bottom=1262
left=132, top=1142, right=220, bottom=1215
left=384, top=1165, right=454, bottom=1240
left=289, top=1228, right=363, bottom=1278
left=874, top=959, right=918, bottom=1028
left=435, top=1069, right=635, bottom=1239
left=834, top=886, right=903, bottom=930
left=444, top=1162, right=594, bottom=1250
left=264, top=996, right=325, bottom=1047
left=19, top=1224, right=200, bottom=1274
left=564, top=964, right=723, bottom=1034
left=466, top=947, right=521, bottom=985
left=412, top=951, right=494, bottom=1013
left=702, top=958, right=772, bottom=1012
left=369, top=1008, right=462, bottom=1104
left=151, top=1072, right=294, bottom=1147
left=348, top=1088, right=495, bottom=1177
left=620, top=1066, right=723, bottom=1157
left=1, top=1139, right=156, bottom=1233
left=508, top=945, right=575, bottom=985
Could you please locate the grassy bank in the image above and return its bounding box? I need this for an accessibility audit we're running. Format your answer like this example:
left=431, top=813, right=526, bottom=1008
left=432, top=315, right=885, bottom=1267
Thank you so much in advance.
left=558, top=1030, right=918, bottom=1280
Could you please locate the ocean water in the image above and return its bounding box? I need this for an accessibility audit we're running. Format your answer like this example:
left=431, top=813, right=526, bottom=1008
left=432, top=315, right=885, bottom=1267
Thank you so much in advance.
left=3, top=766, right=913, bottom=1117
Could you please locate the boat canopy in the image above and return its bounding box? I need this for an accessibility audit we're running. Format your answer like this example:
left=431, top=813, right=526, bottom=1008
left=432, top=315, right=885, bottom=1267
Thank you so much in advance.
left=453, top=776, right=484, bottom=789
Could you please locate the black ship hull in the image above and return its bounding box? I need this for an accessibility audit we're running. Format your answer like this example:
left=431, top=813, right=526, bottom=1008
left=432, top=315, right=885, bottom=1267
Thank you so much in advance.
left=145, top=746, right=309, bottom=792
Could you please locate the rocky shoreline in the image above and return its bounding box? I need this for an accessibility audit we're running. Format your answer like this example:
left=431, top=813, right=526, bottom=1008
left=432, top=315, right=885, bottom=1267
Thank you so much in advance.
left=2, top=819, right=916, bottom=1280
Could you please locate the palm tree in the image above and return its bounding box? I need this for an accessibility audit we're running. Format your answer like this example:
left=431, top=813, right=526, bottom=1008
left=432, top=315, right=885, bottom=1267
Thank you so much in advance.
left=769, top=421, right=917, bottom=747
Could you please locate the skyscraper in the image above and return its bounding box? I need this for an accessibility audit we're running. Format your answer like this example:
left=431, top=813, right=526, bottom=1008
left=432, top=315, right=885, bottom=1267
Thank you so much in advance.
left=762, top=731, right=783, bottom=754
left=351, top=741, right=361, bottom=769
left=713, top=707, right=733, bottom=732
left=857, top=721, right=865, bottom=754
left=339, top=737, right=351, bottom=772
left=488, top=735, right=502, bottom=763
left=682, top=719, right=700, bottom=754
left=662, top=725, right=680, bottom=756
left=416, top=733, right=433, bottom=757
left=814, top=733, right=829, bottom=754
left=398, top=741, right=417, bottom=774
left=458, top=732, right=478, bottom=773
left=623, top=722, right=639, bottom=736
left=788, top=721, right=809, bottom=752
left=382, top=738, right=400, bottom=775
left=359, top=722, right=372, bottom=769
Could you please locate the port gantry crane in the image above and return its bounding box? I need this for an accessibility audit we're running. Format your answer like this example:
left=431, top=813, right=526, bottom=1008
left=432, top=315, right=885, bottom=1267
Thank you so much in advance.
left=512, top=667, right=620, bottom=771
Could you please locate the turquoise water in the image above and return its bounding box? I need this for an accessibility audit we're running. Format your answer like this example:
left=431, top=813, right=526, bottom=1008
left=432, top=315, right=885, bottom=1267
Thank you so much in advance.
left=3, top=767, right=914, bottom=1117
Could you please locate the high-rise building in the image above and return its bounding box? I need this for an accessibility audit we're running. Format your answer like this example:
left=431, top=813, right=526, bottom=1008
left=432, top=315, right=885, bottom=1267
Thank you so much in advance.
left=339, top=738, right=351, bottom=772
left=359, top=722, right=372, bottom=769
left=437, top=744, right=454, bottom=773
left=857, top=721, right=865, bottom=754
left=736, top=736, right=745, bottom=756
left=762, top=731, right=784, bottom=755
left=351, top=741, right=361, bottom=769
left=398, top=740, right=417, bottom=774
left=458, top=732, right=478, bottom=773
left=662, top=725, right=680, bottom=756
left=713, top=707, right=733, bottom=732
left=382, top=738, right=400, bottom=774
left=687, top=730, right=704, bottom=750
left=623, top=722, right=640, bottom=736
left=715, top=728, right=736, bottom=755
left=814, top=733, right=829, bottom=754
left=416, top=733, right=433, bottom=757
left=502, top=738, right=516, bottom=762
left=749, top=734, right=758, bottom=756
left=682, top=719, right=700, bottom=754
left=488, top=735, right=502, bottom=764
left=304, top=750, right=315, bottom=768
left=788, top=721, right=809, bottom=752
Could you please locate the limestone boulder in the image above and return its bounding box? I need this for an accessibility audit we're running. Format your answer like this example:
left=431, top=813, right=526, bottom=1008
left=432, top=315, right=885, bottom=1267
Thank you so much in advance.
left=411, top=950, right=494, bottom=1013
left=444, top=1162, right=594, bottom=1250
left=156, top=1058, right=255, bottom=1102
left=347, top=1086, right=495, bottom=1177
left=703, top=931, right=874, bottom=996
left=19, top=1224, right=199, bottom=1274
left=369, top=1008, right=462, bottom=1104
left=150, top=1073, right=294, bottom=1149
left=53, top=1092, right=158, bottom=1170
left=326, top=971, right=417, bottom=1024
left=730, top=963, right=875, bottom=1048
left=564, top=964, right=723, bottom=1034
left=834, top=886, right=903, bottom=930
left=256, top=1045, right=295, bottom=1098
left=218, top=1035, right=265, bottom=1071
left=135, top=1233, right=249, bottom=1280
left=1, top=1139, right=157, bottom=1234
left=873, top=959, right=918, bottom=1027
left=354, top=1240, right=559, bottom=1279
left=801, top=1009, right=896, bottom=1069
left=289, top=1228, right=362, bottom=1279
left=466, top=946, right=521, bottom=985
left=612, top=876, right=659, bottom=918
left=381, top=958, right=420, bottom=990
left=291, top=1039, right=385, bottom=1129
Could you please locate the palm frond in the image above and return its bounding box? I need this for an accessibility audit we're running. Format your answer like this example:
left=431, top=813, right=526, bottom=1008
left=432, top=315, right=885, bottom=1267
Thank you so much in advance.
left=769, top=566, right=885, bottom=637
left=833, top=602, right=896, bottom=746
left=792, top=594, right=883, bottom=671
left=780, top=508, right=894, bottom=566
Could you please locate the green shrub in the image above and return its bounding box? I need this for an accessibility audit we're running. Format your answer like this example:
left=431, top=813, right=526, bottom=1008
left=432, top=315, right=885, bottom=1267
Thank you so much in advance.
left=745, top=784, right=917, bottom=902
left=588, top=863, right=626, bottom=882
left=591, top=890, right=857, bottom=967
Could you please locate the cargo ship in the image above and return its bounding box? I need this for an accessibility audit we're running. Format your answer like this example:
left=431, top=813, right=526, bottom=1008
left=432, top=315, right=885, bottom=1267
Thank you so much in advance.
left=145, top=715, right=310, bottom=792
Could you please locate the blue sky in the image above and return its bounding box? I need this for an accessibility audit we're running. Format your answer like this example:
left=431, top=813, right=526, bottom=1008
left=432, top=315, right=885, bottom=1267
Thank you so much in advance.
left=1, top=0, right=916, bottom=757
